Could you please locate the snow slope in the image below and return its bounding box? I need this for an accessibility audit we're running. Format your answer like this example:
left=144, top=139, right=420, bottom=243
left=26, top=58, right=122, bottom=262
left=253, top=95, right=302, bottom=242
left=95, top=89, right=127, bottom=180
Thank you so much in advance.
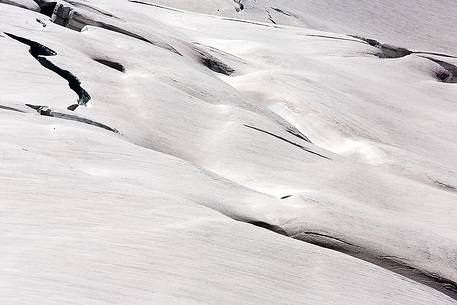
left=148, top=0, right=457, bottom=53
left=1, top=1, right=456, bottom=304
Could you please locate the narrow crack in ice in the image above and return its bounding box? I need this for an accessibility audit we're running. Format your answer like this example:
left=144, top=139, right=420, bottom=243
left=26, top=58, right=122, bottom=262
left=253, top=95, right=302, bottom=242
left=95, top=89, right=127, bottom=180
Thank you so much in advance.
left=271, top=7, right=293, bottom=17
left=25, top=104, right=118, bottom=133
left=193, top=47, right=235, bottom=76
left=128, top=0, right=181, bottom=12
left=350, top=35, right=413, bottom=58
left=248, top=219, right=457, bottom=300
left=93, top=58, right=125, bottom=73
left=421, top=56, right=457, bottom=83
left=265, top=8, right=277, bottom=24
left=0, top=105, right=25, bottom=113
left=4, top=32, right=91, bottom=111
left=65, top=0, right=123, bottom=20
left=244, top=124, right=331, bottom=160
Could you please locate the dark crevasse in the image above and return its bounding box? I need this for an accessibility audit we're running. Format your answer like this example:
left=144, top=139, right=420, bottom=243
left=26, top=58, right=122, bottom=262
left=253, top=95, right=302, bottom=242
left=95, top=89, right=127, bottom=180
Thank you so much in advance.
left=193, top=47, right=235, bottom=76
left=93, top=58, right=125, bottom=72
left=350, top=35, right=412, bottom=58
left=4, top=32, right=56, bottom=58
left=244, top=124, right=330, bottom=160
left=4, top=32, right=91, bottom=110
left=26, top=104, right=118, bottom=133
left=37, top=56, right=91, bottom=107
left=248, top=212, right=457, bottom=301
left=422, top=57, right=457, bottom=83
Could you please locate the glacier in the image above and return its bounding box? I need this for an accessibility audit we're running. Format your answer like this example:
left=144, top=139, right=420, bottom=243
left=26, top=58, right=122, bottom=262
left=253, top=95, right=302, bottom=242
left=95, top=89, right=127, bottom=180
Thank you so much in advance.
left=0, top=1, right=456, bottom=304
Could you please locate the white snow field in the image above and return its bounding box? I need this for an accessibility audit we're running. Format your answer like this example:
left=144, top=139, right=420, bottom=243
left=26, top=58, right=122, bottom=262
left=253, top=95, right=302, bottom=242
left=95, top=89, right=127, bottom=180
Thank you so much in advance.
left=0, top=1, right=456, bottom=304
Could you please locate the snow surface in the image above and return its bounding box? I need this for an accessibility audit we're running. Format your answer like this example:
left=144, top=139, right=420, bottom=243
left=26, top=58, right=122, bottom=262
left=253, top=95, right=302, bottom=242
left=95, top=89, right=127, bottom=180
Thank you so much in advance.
left=0, top=1, right=456, bottom=304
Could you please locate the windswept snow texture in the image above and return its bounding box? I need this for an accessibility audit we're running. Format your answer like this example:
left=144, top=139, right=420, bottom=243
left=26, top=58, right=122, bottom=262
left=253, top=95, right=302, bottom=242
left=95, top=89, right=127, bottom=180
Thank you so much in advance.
left=1, top=1, right=457, bottom=305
